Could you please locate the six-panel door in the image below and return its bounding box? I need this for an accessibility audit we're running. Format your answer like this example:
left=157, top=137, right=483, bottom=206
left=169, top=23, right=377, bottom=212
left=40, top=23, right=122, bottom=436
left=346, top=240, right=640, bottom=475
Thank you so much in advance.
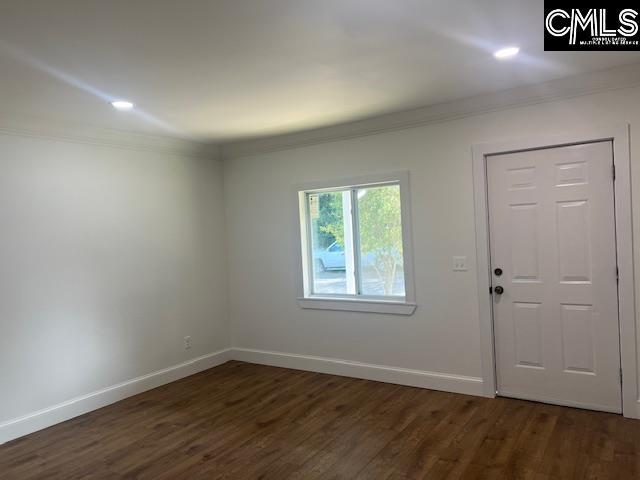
left=487, top=141, right=621, bottom=413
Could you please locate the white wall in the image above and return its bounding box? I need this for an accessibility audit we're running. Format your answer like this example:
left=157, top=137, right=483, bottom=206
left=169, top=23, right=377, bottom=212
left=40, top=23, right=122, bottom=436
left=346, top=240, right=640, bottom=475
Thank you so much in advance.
left=224, top=85, right=640, bottom=393
left=0, top=134, right=229, bottom=425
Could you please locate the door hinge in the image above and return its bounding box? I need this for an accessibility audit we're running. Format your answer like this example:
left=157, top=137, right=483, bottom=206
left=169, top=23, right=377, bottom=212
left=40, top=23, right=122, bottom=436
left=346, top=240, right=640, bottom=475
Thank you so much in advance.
left=489, top=286, right=493, bottom=294
left=613, top=164, right=616, bottom=181
left=620, top=368, right=623, bottom=384
left=616, top=266, right=619, bottom=284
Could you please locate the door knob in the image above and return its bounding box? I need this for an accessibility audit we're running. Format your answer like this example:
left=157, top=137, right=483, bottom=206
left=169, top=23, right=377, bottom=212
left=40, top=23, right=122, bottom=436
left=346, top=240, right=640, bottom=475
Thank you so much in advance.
left=494, top=286, right=504, bottom=295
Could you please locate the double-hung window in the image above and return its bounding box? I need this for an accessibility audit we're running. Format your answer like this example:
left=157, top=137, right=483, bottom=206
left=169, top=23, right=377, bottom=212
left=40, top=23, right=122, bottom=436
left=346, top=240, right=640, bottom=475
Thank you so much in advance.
left=296, top=171, right=416, bottom=315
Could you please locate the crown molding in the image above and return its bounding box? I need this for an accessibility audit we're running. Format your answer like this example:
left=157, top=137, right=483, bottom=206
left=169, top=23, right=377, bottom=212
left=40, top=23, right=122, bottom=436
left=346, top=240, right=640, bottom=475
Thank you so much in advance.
left=0, top=113, right=220, bottom=160
left=220, top=63, right=640, bottom=160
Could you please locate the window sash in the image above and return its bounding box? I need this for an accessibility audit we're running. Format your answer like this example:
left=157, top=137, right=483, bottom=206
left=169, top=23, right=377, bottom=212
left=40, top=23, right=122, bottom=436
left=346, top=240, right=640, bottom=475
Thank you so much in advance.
left=304, top=181, right=405, bottom=300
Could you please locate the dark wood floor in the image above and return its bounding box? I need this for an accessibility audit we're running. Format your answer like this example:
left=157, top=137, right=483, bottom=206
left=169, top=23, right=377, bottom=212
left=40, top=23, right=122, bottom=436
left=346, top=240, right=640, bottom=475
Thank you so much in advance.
left=1, top=361, right=639, bottom=479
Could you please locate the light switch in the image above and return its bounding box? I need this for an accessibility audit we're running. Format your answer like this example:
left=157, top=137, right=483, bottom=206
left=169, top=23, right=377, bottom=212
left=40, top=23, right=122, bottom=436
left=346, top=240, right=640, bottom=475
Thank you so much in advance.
left=452, top=256, right=467, bottom=271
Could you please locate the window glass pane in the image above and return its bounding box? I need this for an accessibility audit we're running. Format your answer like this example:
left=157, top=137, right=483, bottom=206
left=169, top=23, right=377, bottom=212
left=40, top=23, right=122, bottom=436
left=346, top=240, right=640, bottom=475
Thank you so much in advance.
left=309, top=191, right=350, bottom=295
left=356, top=184, right=405, bottom=297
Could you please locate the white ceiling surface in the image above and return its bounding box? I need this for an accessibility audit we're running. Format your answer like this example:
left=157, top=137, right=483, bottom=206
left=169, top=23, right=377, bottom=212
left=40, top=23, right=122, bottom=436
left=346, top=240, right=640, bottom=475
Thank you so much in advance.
left=1, top=1, right=639, bottom=143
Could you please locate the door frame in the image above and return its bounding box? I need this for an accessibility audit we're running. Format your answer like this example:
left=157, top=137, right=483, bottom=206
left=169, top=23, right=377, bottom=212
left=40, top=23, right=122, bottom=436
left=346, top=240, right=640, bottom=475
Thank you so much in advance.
left=472, top=125, right=638, bottom=418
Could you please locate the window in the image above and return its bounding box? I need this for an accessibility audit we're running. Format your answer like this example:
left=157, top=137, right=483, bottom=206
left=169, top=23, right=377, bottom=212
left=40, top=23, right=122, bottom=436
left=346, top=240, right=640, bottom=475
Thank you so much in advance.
left=296, top=172, right=416, bottom=315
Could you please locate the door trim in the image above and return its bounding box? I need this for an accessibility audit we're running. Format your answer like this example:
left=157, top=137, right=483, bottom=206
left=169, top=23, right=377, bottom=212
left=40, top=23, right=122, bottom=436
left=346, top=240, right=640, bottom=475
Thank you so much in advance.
left=472, top=125, right=638, bottom=418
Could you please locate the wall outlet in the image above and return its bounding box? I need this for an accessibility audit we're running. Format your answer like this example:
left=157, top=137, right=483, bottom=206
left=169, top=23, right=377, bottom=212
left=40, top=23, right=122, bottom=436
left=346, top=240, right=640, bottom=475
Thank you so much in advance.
left=184, top=336, right=192, bottom=350
left=452, top=256, right=468, bottom=271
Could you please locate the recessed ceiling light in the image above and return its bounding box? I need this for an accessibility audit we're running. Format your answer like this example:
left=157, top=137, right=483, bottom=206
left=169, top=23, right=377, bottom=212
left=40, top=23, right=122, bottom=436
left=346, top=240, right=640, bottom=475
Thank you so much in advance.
left=110, top=100, right=134, bottom=110
left=493, top=46, right=520, bottom=59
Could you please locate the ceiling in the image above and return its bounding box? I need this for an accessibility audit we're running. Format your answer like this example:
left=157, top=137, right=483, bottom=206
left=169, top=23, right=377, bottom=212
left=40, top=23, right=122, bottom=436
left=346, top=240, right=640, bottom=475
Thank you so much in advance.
left=1, top=1, right=639, bottom=143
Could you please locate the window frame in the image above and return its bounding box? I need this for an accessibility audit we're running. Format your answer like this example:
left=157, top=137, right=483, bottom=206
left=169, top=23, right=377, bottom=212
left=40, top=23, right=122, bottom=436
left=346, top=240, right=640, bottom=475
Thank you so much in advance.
left=295, top=171, right=416, bottom=315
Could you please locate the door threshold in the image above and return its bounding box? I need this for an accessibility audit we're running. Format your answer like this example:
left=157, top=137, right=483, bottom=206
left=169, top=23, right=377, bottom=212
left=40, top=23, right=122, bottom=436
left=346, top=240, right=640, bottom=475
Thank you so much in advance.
left=497, top=390, right=622, bottom=414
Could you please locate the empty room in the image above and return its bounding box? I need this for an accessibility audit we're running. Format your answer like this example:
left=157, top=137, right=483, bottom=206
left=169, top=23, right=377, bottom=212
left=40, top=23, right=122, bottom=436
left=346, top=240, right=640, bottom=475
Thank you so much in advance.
left=2, top=1, right=640, bottom=478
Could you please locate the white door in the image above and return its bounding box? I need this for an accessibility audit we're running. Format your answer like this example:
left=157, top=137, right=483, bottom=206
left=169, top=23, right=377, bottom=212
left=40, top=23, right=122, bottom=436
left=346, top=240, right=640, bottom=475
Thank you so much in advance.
left=487, top=141, right=621, bottom=413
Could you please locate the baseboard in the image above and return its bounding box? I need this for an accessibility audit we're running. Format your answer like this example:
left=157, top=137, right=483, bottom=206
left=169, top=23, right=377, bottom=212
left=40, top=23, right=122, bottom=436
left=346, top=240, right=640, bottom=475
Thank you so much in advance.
left=1, top=347, right=486, bottom=444
left=0, top=348, right=231, bottom=445
left=231, top=348, right=484, bottom=397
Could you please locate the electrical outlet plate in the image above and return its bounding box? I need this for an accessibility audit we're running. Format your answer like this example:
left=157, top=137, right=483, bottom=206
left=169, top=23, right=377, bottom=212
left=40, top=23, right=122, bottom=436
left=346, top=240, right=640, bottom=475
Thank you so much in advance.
left=184, top=336, right=192, bottom=349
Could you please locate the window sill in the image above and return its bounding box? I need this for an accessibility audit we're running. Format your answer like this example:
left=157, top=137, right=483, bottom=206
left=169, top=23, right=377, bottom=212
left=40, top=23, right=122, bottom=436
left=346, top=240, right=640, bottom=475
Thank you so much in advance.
left=297, top=296, right=417, bottom=315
